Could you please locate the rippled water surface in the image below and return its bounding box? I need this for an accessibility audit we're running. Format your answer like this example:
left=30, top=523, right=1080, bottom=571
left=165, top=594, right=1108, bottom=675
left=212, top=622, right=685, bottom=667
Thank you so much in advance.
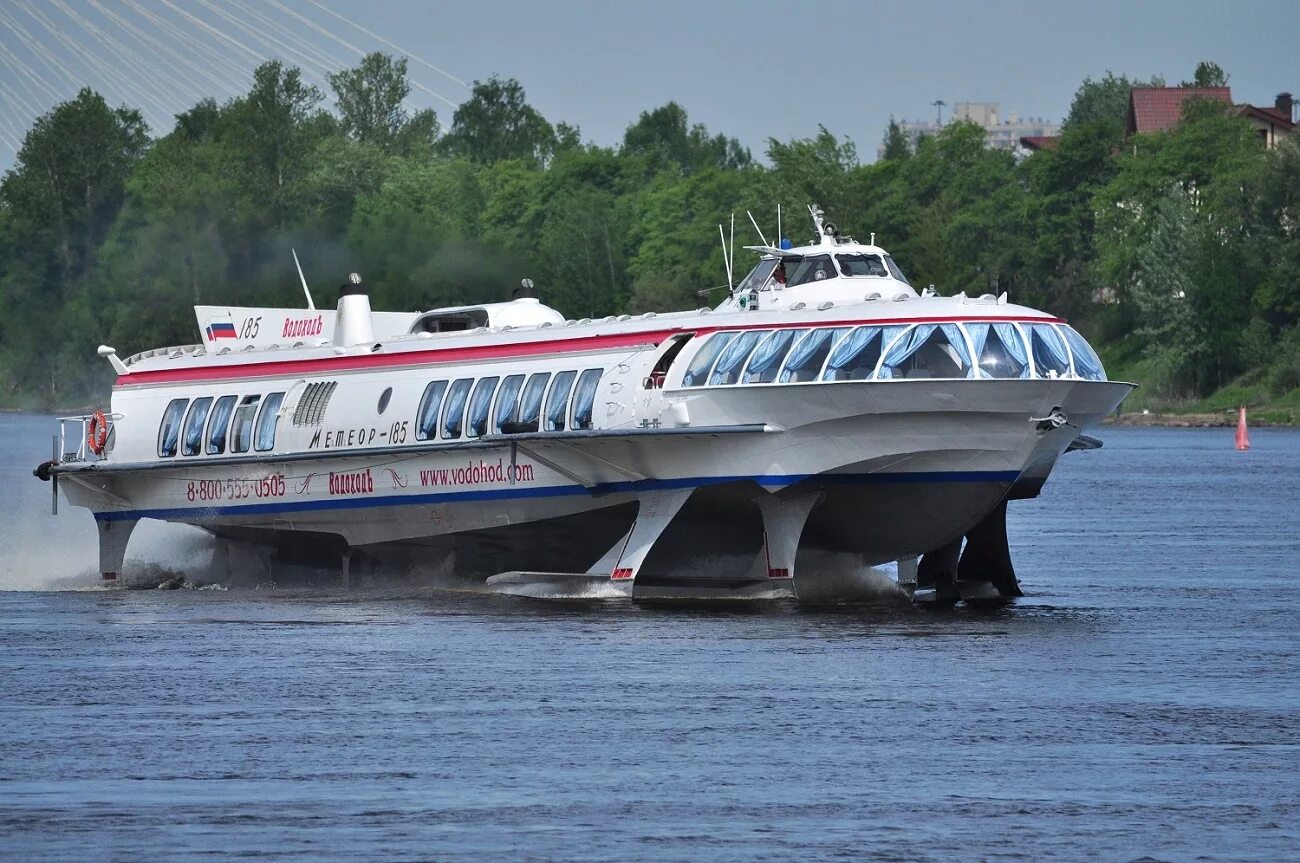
left=2, top=413, right=1298, bottom=861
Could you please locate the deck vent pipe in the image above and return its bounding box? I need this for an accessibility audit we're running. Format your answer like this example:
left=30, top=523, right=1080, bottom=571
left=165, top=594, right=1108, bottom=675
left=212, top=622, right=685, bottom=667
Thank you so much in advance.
left=333, top=273, right=376, bottom=349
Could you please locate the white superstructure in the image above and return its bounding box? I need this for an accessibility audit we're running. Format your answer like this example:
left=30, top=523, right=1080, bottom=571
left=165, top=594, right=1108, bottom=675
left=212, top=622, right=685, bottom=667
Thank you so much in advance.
left=38, top=209, right=1133, bottom=602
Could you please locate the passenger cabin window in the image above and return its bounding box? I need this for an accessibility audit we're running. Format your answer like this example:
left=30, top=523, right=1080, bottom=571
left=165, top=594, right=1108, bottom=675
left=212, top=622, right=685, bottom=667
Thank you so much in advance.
left=877, top=324, right=973, bottom=379
left=682, top=333, right=736, bottom=387
left=571, top=369, right=603, bottom=430
left=545, top=371, right=577, bottom=432
left=230, top=395, right=261, bottom=453
left=157, top=398, right=189, bottom=458
left=779, top=327, right=849, bottom=382
left=416, top=381, right=449, bottom=440
left=709, top=330, right=766, bottom=385
left=743, top=329, right=807, bottom=383
left=492, top=374, right=526, bottom=434
left=1061, top=326, right=1106, bottom=380
left=822, top=327, right=887, bottom=381
left=787, top=255, right=836, bottom=286
left=1028, top=324, right=1071, bottom=378
left=441, top=378, right=473, bottom=440
left=206, top=395, right=236, bottom=454
left=836, top=254, right=888, bottom=277
left=968, top=323, right=1029, bottom=379
left=181, top=397, right=213, bottom=456
left=507, top=373, right=550, bottom=433
left=254, top=392, right=285, bottom=452
left=467, top=377, right=500, bottom=438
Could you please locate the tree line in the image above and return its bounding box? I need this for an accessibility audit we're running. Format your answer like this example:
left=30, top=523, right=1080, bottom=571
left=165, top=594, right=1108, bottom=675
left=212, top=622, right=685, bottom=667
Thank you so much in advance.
left=1, top=55, right=1297, bottom=407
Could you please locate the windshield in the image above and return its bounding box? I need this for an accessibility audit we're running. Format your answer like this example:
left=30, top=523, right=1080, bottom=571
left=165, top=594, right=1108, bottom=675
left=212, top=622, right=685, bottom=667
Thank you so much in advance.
left=884, top=255, right=911, bottom=285
left=836, top=254, right=888, bottom=277
left=736, top=258, right=777, bottom=292
left=787, top=255, right=836, bottom=286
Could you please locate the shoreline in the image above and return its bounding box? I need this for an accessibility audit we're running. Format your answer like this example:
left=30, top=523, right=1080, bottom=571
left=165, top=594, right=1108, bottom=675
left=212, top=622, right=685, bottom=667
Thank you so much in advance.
left=1105, top=411, right=1294, bottom=428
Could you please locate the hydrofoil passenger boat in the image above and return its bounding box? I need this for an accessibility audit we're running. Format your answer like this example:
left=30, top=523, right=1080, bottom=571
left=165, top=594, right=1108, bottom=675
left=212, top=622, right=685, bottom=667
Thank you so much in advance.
left=35, top=208, right=1132, bottom=601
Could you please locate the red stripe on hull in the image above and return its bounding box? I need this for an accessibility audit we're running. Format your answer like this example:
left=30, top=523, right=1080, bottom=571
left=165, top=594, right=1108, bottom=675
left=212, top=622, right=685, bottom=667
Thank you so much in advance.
left=116, top=315, right=1063, bottom=387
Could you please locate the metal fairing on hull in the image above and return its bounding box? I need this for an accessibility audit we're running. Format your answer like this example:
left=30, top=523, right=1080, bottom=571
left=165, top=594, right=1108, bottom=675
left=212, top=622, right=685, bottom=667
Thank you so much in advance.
left=38, top=209, right=1134, bottom=602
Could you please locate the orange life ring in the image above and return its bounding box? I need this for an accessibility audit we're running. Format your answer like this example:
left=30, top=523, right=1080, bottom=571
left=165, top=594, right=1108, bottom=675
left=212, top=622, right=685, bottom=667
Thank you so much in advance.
left=87, top=409, right=109, bottom=455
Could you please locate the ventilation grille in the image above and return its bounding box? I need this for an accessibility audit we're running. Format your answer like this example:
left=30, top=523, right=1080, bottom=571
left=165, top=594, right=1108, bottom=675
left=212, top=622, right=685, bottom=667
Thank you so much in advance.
left=293, top=381, right=338, bottom=426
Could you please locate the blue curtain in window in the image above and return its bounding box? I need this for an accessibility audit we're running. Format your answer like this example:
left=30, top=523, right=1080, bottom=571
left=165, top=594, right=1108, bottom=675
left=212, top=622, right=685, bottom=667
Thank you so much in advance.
left=467, top=379, right=497, bottom=436
left=183, top=398, right=212, bottom=455
left=965, top=323, right=991, bottom=378
left=683, top=333, right=735, bottom=386
left=779, top=328, right=849, bottom=382
left=417, top=382, right=447, bottom=439
left=992, top=323, right=1031, bottom=378
left=572, top=370, right=602, bottom=428
left=207, top=396, right=235, bottom=454
left=159, top=399, right=187, bottom=456
left=745, top=329, right=801, bottom=380
left=878, top=325, right=936, bottom=379
left=1030, top=324, right=1071, bottom=377
left=709, top=331, right=764, bottom=384
left=546, top=372, right=576, bottom=431
left=442, top=381, right=470, bottom=436
left=519, top=374, right=549, bottom=425
left=939, top=324, right=973, bottom=375
left=823, top=326, right=882, bottom=378
left=1062, top=326, right=1106, bottom=380
left=255, top=393, right=285, bottom=451
left=494, top=376, right=524, bottom=430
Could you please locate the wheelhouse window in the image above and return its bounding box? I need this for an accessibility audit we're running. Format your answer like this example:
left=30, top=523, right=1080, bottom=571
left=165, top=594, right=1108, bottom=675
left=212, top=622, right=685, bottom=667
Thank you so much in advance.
left=778, top=327, right=849, bottom=382
left=884, top=255, right=911, bottom=285
left=836, top=254, right=888, bottom=278
left=822, top=327, right=887, bottom=381
left=492, top=374, right=527, bottom=434
left=736, top=258, right=777, bottom=292
left=157, top=398, right=189, bottom=458
left=545, top=371, right=577, bottom=432
left=709, top=330, right=767, bottom=385
left=877, top=324, right=973, bottom=379
left=206, top=395, right=236, bottom=454
left=682, top=333, right=736, bottom=387
left=571, top=369, right=603, bottom=430
left=181, top=397, right=213, bottom=456
left=253, top=392, right=285, bottom=452
left=466, top=377, right=500, bottom=438
left=230, top=395, right=262, bottom=454
left=441, top=378, right=473, bottom=440
left=742, top=328, right=807, bottom=383
left=1028, top=324, right=1071, bottom=378
left=416, top=381, right=448, bottom=441
left=787, top=254, right=836, bottom=286
left=966, top=323, right=1029, bottom=379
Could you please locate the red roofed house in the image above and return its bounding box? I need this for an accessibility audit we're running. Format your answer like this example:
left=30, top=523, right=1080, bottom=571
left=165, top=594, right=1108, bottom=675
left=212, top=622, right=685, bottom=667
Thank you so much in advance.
left=1127, top=87, right=1295, bottom=147
left=1018, top=135, right=1060, bottom=152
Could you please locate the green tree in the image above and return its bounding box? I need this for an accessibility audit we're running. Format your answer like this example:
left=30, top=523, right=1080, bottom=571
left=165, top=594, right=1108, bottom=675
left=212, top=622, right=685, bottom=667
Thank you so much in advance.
left=439, top=76, right=555, bottom=165
left=1063, top=71, right=1164, bottom=137
left=328, top=52, right=439, bottom=154
left=1182, top=61, right=1229, bottom=88
left=621, top=102, right=751, bottom=173
left=880, top=117, right=910, bottom=160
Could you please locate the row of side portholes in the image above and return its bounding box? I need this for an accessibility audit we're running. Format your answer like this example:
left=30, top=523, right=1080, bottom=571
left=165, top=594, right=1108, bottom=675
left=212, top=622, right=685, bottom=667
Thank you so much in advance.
left=416, top=368, right=603, bottom=441
left=157, top=392, right=284, bottom=458
left=679, top=321, right=1107, bottom=387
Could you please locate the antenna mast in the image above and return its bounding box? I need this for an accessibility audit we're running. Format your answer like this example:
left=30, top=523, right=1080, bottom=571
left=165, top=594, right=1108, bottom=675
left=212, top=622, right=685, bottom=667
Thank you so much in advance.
left=292, top=249, right=316, bottom=310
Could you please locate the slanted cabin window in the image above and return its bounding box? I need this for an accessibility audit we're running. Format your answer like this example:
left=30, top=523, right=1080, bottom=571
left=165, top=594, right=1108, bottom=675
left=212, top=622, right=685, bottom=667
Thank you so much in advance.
left=966, top=323, right=1029, bottom=379
left=416, top=381, right=449, bottom=441
left=467, top=377, right=500, bottom=438
left=877, top=324, right=973, bottom=379
left=822, top=327, right=887, bottom=381
left=507, top=373, right=550, bottom=434
left=254, top=392, right=285, bottom=452
left=1061, top=326, right=1106, bottom=380
left=571, top=369, right=603, bottom=430
left=230, top=395, right=261, bottom=453
left=709, top=330, right=767, bottom=385
left=743, top=328, right=807, bottom=383
left=206, top=395, right=236, bottom=454
left=441, top=378, right=473, bottom=440
left=682, top=333, right=735, bottom=387
left=736, top=258, right=777, bottom=293
left=836, top=254, right=888, bottom=278
left=157, top=398, right=189, bottom=458
left=779, top=327, right=849, bottom=382
left=787, top=254, right=836, bottom=286
left=884, top=255, right=911, bottom=285
left=181, top=397, right=213, bottom=456
left=492, top=374, right=527, bottom=434
left=1028, top=324, right=1071, bottom=378
left=545, top=370, right=577, bottom=432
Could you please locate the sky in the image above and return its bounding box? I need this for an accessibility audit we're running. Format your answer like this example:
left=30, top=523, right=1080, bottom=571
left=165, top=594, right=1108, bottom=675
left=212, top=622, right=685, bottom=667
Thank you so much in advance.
left=0, top=0, right=1297, bottom=170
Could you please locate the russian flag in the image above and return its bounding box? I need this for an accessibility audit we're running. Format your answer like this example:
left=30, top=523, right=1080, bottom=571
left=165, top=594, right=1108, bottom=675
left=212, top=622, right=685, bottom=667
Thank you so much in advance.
left=206, top=321, right=237, bottom=341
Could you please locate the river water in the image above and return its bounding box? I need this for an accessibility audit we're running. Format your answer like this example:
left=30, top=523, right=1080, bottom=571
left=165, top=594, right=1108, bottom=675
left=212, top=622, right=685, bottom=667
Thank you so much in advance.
left=1, top=413, right=1297, bottom=861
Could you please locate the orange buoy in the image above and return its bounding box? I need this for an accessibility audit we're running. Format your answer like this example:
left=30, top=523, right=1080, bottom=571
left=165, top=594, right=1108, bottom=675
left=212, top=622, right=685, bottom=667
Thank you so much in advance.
left=1235, top=406, right=1250, bottom=451
left=87, top=409, right=109, bottom=455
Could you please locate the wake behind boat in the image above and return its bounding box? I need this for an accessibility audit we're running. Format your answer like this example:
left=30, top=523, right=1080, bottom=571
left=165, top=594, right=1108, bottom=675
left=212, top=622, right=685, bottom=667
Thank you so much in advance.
left=35, top=208, right=1133, bottom=602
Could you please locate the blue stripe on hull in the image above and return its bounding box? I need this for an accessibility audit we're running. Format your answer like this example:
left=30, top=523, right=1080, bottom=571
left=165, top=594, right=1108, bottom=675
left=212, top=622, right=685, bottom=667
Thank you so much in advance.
left=93, top=470, right=1021, bottom=523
